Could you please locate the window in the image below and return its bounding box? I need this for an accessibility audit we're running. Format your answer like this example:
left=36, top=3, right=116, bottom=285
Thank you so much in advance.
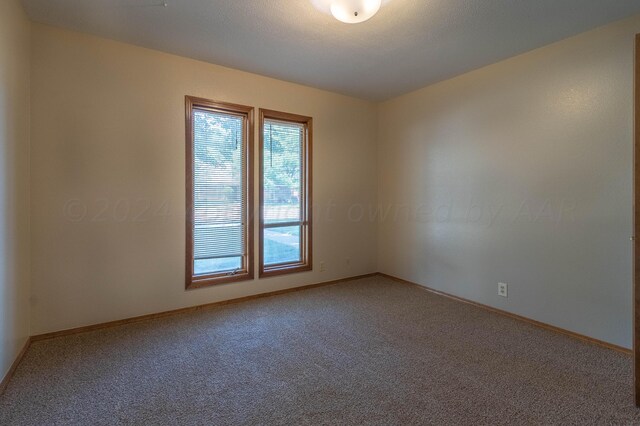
left=259, top=109, right=312, bottom=277
left=185, top=96, right=254, bottom=289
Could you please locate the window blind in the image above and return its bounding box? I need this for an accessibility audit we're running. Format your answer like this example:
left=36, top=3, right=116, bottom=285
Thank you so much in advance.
left=192, top=108, right=246, bottom=275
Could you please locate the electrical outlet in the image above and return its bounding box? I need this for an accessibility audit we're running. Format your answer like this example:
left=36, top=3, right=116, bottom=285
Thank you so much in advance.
left=320, top=261, right=326, bottom=272
left=498, top=282, right=508, bottom=298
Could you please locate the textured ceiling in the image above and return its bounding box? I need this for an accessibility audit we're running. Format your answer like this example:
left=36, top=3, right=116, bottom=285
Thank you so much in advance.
left=21, top=0, right=640, bottom=101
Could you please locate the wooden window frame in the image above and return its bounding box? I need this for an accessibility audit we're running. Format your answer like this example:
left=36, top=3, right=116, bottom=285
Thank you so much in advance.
left=259, top=109, right=313, bottom=278
left=185, top=96, right=255, bottom=290
left=634, top=33, right=640, bottom=407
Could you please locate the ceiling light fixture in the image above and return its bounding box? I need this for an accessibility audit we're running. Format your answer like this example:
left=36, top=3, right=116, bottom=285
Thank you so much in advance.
left=311, top=0, right=383, bottom=24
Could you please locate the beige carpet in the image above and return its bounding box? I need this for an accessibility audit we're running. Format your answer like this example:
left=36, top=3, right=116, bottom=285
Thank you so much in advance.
left=1, top=276, right=638, bottom=425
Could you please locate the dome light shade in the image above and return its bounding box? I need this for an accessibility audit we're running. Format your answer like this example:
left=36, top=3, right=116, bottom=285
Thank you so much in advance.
left=312, top=0, right=383, bottom=24
left=331, top=0, right=382, bottom=23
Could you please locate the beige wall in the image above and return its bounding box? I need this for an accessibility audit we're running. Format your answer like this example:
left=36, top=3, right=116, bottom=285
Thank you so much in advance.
left=27, top=15, right=640, bottom=348
left=0, top=0, right=31, bottom=378
left=378, top=16, right=639, bottom=349
left=30, top=24, right=378, bottom=335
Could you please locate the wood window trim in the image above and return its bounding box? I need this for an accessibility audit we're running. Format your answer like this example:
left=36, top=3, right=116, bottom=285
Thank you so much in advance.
left=635, top=33, right=640, bottom=407
left=259, top=108, right=313, bottom=278
left=185, top=96, right=255, bottom=290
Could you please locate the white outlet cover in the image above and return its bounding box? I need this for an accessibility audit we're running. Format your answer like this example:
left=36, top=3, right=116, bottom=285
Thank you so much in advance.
left=498, top=283, right=508, bottom=297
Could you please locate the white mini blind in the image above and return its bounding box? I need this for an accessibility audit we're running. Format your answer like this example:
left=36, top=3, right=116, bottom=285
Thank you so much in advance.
left=263, top=120, right=303, bottom=224
left=192, top=108, right=246, bottom=275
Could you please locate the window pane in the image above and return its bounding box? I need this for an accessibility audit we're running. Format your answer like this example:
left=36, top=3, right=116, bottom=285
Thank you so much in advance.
left=193, top=109, right=246, bottom=275
left=195, top=257, right=242, bottom=275
left=264, top=226, right=301, bottom=265
left=263, top=121, right=302, bottom=224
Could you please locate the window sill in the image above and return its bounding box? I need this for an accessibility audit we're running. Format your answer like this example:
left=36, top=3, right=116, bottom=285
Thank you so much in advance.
left=259, top=263, right=312, bottom=279
left=186, top=271, right=254, bottom=290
